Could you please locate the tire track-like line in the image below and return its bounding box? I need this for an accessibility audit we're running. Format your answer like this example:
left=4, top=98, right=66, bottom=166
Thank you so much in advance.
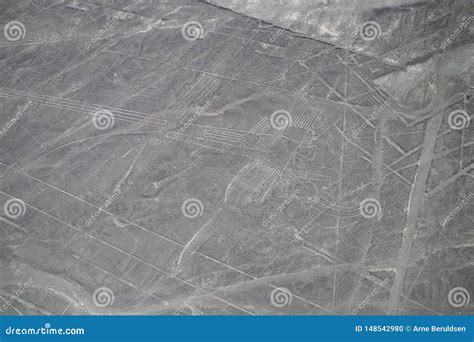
left=388, top=111, right=443, bottom=313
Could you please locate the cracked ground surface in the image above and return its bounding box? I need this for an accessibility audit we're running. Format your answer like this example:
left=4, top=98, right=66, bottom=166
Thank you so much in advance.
left=0, top=0, right=473, bottom=315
